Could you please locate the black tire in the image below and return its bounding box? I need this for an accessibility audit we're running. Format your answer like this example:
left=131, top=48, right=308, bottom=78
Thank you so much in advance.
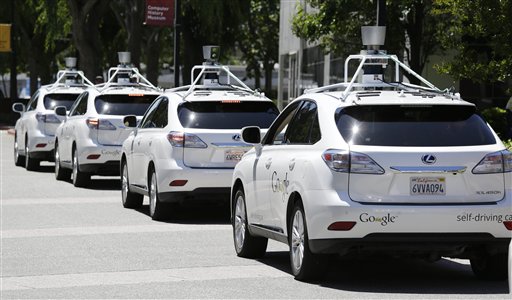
left=54, top=143, right=71, bottom=181
left=13, top=134, right=25, bottom=167
left=121, top=160, right=143, bottom=208
left=24, top=138, right=40, bottom=171
left=289, top=202, right=328, bottom=282
left=232, top=189, right=268, bottom=258
left=471, top=252, right=508, bottom=281
left=72, top=147, right=90, bottom=187
left=149, top=169, right=166, bottom=220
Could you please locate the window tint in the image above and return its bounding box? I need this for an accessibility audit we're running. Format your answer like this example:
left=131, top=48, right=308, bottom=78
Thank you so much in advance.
left=178, top=101, right=279, bottom=129
left=44, top=93, right=80, bottom=110
left=139, top=99, right=161, bottom=128
left=69, top=92, right=88, bottom=116
left=94, top=94, right=158, bottom=116
left=335, top=105, right=496, bottom=146
left=285, top=101, right=320, bottom=144
left=263, top=101, right=301, bottom=145
left=140, top=98, right=168, bottom=129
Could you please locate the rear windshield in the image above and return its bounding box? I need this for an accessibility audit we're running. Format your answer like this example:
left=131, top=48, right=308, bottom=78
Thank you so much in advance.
left=335, top=105, right=496, bottom=146
left=178, top=101, right=279, bottom=129
left=43, top=93, right=80, bottom=110
left=95, top=94, right=158, bottom=116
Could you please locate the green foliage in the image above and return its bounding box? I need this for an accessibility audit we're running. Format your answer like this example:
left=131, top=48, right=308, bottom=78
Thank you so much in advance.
left=480, top=107, right=508, bottom=139
left=433, top=0, right=512, bottom=90
left=504, top=139, right=512, bottom=150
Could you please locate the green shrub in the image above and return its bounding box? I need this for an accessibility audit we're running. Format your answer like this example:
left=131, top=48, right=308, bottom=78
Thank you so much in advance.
left=480, top=107, right=508, bottom=139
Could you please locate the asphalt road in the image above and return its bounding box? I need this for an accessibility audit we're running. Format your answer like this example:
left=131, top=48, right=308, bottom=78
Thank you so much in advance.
left=0, top=130, right=510, bottom=299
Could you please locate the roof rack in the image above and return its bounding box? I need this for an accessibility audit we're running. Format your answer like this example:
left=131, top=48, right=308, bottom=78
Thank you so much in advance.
left=167, top=46, right=265, bottom=100
left=304, top=26, right=449, bottom=101
left=43, top=69, right=95, bottom=90
left=96, top=52, right=162, bottom=92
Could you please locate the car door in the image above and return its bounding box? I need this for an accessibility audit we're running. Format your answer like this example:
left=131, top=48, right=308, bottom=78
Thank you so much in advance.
left=248, top=101, right=302, bottom=232
left=131, top=98, right=167, bottom=187
left=19, top=92, right=39, bottom=152
left=269, top=100, right=321, bottom=232
left=61, top=92, right=88, bottom=163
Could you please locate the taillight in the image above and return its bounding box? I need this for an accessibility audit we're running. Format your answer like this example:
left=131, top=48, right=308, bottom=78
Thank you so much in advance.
left=167, top=132, right=207, bottom=148
left=36, top=113, right=61, bottom=124
left=472, top=150, right=512, bottom=174
left=86, top=118, right=116, bottom=130
left=322, top=149, right=384, bottom=174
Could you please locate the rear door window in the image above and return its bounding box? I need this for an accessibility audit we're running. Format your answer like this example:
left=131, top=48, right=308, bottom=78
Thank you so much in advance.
left=94, top=94, right=158, bottom=116
left=44, top=93, right=80, bottom=110
left=335, top=105, right=496, bottom=146
left=178, top=101, right=279, bottom=129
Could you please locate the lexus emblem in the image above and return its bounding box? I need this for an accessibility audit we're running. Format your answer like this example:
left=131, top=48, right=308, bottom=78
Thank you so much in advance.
left=232, top=134, right=241, bottom=141
left=421, top=154, right=436, bottom=164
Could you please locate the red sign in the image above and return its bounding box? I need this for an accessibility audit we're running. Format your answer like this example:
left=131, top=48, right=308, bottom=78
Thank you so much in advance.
left=145, top=0, right=174, bottom=27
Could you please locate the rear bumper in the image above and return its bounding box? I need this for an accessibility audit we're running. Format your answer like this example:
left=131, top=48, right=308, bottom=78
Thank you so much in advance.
left=309, top=233, right=511, bottom=257
left=80, top=161, right=120, bottom=175
left=27, top=135, right=55, bottom=161
left=158, top=188, right=231, bottom=204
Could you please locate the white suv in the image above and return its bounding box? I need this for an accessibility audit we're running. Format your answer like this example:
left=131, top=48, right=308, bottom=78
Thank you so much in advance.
left=120, top=46, right=280, bottom=220
left=231, top=29, right=512, bottom=282
left=54, top=53, right=162, bottom=187
left=12, top=58, right=93, bottom=170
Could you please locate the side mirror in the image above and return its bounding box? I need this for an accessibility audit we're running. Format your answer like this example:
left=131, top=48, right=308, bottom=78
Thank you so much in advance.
left=54, top=106, right=67, bottom=116
left=12, top=103, right=25, bottom=114
left=123, top=115, right=137, bottom=128
left=241, top=126, right=261, bottom=144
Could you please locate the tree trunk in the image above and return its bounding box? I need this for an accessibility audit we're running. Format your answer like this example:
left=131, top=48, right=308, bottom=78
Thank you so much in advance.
left=146, top=29, right=161, bottom=85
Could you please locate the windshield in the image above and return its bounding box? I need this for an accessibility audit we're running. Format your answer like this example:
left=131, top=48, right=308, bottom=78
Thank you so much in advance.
left=43, top=93, right=81, bottom=110
left=178, top=101, right=279, bottom=129
left=95, top=94, right=158, bottom=116
left=335, top=105, right=496, bottom=146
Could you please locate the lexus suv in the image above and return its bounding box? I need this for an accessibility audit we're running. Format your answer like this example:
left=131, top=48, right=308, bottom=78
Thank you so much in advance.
left=120, top=46, right=280, bottom=220
left=12, top=58, right=93, bottom=170
left=231, top=27, right=512, bottom=282
left=54, top=52, right=162, bottom=187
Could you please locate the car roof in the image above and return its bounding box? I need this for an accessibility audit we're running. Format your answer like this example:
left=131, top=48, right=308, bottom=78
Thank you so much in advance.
left=164, top=87, right=273, bottom=103
left=303, top=90, right=475, bottom=107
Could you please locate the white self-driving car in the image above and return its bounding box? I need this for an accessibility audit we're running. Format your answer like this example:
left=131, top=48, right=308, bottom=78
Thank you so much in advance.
left=54, top=53, right=162, bottom=187
left=231, top=27, right=512, bottom=282
left=12, top=58, right=94, bottom=170
left=120, top=46, right=280, bottom=220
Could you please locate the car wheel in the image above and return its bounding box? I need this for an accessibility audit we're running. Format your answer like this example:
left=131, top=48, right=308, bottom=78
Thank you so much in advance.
left=289, top=202, right=327, bottom=282
left=13, top=134, right=25, bottom=167
left=54, top=143, right=71, bottom=181
left=121, top=160, right=143, bottom=208
left=149, top=169, right=166, bottom=220
left=471, top=252, right=508, bottom=281
left=72, top=148, right=90, bottom=187
left=24, top=138, right=40, bottom=171
left=233, top=189, right=268, bottom=258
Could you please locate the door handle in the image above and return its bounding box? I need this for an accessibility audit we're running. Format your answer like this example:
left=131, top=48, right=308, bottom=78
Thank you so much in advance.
left=265, top=159, right=272, bottom=169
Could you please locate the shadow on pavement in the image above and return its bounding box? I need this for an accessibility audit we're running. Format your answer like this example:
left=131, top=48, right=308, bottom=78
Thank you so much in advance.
left=135, top=202, right=231, bottom=225
left=256, top=253, right=509, bottom=294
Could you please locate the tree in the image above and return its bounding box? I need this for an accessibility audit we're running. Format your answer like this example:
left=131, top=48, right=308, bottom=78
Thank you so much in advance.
left=67, top=0, right=111, bottom=79
left=237, top=0, right=279, bottom=97
left=291, top=0, right=447, bottom=84
left=433, top=0, right=512, bottom=91
left=180, top=0, right=246, bottom=85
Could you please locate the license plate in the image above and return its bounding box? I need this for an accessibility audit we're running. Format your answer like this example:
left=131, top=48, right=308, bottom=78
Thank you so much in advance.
left=225, top=150, right=246, bottom=162
left=410, top=177, right=446, bottom=195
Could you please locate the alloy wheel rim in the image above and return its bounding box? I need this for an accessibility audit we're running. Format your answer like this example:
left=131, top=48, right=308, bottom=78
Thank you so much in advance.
left=234, top=195, right=246, bottom=251
left=25, top=144, right=29, bottom=167
left=55, top=147, right=60, bottom=175
left=291, top=210, right=305, bottom=271
left=121, top=166, right=128, bottom=204
left=149, top=173, right=156, bottom=216
left=14, top=139, right=18, bottom=161
left=72, top=151, right=78, bottom=182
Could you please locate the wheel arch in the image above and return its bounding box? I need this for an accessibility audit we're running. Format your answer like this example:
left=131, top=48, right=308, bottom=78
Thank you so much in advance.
left=286, top=191, right=303, bottom=236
